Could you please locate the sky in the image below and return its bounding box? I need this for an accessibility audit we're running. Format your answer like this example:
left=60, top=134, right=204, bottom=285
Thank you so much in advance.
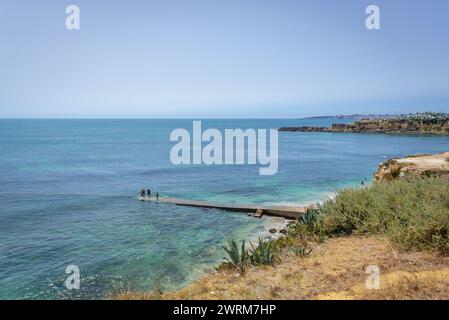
left=0, top=0, right=448, bottom=118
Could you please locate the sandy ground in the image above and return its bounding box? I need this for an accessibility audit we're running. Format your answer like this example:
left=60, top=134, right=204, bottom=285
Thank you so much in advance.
left=398, top=152, right=449, bottom=170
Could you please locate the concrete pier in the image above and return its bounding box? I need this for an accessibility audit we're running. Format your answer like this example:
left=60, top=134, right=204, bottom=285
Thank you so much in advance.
left=138, top=196, right=308, bottom=219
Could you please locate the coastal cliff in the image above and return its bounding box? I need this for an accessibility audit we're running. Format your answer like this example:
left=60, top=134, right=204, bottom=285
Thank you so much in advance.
left=279, top=113, right=449, bottom=135
left=374, top=152, right=449, bottom=181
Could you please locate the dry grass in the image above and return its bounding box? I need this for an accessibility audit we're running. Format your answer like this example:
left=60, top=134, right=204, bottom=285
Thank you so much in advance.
left=317, top=269, right=449, bottom=300
left=115, top=235, right=449, bottom=300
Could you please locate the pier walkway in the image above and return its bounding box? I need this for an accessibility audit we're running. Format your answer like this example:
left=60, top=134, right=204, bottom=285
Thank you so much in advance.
left=138, top=196, right=309, bottom=219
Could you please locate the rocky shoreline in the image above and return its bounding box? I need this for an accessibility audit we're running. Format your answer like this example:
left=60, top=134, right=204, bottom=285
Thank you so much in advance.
left=243, top=216, right=293, bottom=246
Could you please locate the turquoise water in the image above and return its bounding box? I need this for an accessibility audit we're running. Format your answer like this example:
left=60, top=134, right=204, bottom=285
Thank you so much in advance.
left=1, top=119, right=449, bottom=299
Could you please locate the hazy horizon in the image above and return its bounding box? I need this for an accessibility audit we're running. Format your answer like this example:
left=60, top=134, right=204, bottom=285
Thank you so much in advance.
left=1, top=111, right=449, bottom=120
left=1, top=0, right=448, bottom=118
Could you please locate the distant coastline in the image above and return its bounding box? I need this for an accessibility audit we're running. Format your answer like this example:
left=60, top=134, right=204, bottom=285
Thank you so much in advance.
left=300, top=113, right=398, bottom=120
left=282, top=112, right=449, bottom=135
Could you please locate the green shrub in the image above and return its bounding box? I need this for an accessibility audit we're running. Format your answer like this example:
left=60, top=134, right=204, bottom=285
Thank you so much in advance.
left=317, top=176, right=449, bottom=254
left=289, top=208, right=327, bottom=243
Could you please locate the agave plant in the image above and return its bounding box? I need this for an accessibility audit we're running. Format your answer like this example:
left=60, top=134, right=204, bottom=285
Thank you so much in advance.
left=222, top=239, right=249, bottom=274
left=249, top=237, right=276, bottom=266
left=297, top=208, right=319, bottom=227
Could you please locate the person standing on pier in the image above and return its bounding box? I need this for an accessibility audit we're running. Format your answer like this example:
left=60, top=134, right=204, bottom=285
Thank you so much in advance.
left=156, top=191, right=159, bottom=201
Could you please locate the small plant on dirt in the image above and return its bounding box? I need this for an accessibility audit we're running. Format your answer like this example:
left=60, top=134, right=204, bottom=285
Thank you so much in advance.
left=222, top=239, right=249, bottom=274
left=292, top=242, right=312, bottom=257
left=249, top=237, right=276, bottom=266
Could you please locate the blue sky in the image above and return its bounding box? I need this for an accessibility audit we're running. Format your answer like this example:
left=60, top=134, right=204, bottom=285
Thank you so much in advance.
left=0, top=0, right=448, bottom=118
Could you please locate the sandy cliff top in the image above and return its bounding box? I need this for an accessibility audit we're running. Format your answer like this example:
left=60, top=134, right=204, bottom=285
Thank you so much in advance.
left=374, top=152, right=449, bottom=181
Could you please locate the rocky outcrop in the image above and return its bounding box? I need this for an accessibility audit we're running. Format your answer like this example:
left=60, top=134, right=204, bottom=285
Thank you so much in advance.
left=374, top=152, right=449, bottom=182
left=279, top=113, right=449, bottom=135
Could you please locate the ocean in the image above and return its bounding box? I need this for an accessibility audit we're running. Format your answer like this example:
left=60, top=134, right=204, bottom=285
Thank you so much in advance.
left=1, top=119, right=449, bottom=299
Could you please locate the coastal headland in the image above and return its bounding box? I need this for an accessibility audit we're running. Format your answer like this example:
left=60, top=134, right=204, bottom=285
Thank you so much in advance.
left=279, top=112, right=449, bottom=135
left=374, top=151, right=449, bottom=181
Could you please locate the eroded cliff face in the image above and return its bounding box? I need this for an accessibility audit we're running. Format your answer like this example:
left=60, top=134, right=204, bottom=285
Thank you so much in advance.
left=374, top=152, right=449, bottom=182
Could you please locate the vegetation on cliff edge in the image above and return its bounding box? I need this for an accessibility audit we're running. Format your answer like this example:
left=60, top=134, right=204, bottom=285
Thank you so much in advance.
left=309, top=176, right=449, bottom=254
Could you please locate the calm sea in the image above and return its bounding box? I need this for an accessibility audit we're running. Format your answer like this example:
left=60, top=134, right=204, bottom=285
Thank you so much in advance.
left=1, top=119, right=449, bottom=299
